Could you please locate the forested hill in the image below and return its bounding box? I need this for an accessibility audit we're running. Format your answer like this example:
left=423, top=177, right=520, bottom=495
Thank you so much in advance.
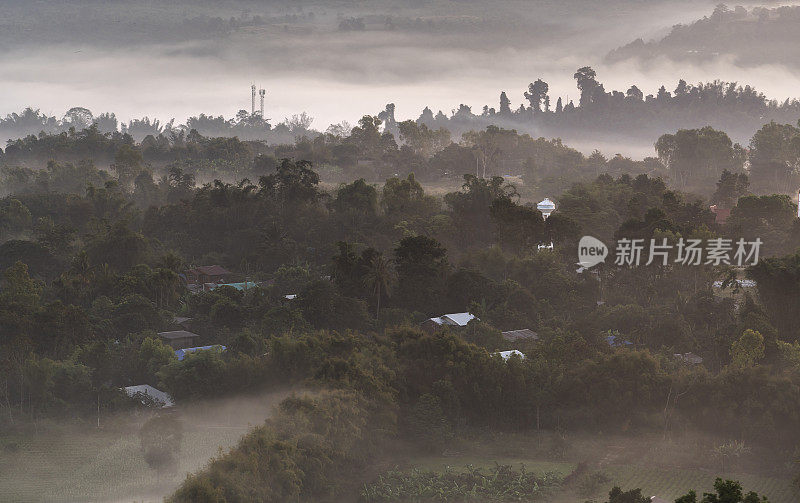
left=608, top=4, right=800, bottom=69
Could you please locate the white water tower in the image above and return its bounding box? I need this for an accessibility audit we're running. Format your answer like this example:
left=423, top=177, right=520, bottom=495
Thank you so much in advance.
left=537, top=197, right=556, bottom=219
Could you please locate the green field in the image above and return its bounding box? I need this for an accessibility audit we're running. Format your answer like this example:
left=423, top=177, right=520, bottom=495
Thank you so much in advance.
left=390, top=429, right=800, bottom=503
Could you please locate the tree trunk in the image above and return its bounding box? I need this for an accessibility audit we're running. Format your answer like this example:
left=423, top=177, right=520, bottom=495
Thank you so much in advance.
left=376, top=286, right=381, bottom=320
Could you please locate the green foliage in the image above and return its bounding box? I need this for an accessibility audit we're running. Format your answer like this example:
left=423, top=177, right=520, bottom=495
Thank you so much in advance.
left=297, top=280, right=371, bottom=331
left=713, top=170, right=750, bottom=208
left=138, top=335, right=177, bottom=383
left=158, top=349, right=251, bottom=401
left=4, top=122, right=800, bottom=503
left=0, top=261, right=42, bottom=309
left=394, top=234, right=449, bottom=313
left=655, top=127, right=745, bottom=191
left=676, top=478, right=770, bottom=503
left=605, top=485, right=649, bottom=503
left=404, top=393, right=453, bottom=452
left=748, top=121, right=800, bottom=193
left=747, top=252, right=800, bottom=338
left=169, top=390, right=391, bottom=503
left=730, top=330, right=765, bottom=369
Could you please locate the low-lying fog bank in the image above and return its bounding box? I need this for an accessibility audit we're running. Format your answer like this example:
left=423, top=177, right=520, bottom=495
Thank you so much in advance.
left=0, top=388, right=295, bottom=503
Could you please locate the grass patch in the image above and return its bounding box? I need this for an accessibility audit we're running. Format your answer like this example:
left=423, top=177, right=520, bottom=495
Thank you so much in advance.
left=411, top=455, right=575, bottom=476
left=362, top=464, right=562, bottom=502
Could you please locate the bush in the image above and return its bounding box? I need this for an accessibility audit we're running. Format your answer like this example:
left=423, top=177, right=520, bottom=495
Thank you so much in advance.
left=168, top=390, right=393, bottom=503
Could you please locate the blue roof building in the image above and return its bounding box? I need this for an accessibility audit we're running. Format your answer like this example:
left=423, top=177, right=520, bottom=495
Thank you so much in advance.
left=175, top=345, right=227, bottom=361
left=605, top=335, right=633, bottom=347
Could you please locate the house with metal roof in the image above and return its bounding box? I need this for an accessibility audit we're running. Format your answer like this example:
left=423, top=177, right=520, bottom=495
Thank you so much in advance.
left=420, top=312, right=477, bottom=334
left=501, top=329, right=539, bottom=342
left=123, top=384, right=174, bottom=408
left=494, top=350, right=526, bottom=361
left=185, top=265, right=231, bottom=285
left=158, top=330, right=201, bottom=350
left=674, top=352, right=704, bottom=365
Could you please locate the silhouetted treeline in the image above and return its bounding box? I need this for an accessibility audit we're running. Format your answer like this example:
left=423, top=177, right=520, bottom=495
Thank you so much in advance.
left=5, top=66, right=800, bottom=151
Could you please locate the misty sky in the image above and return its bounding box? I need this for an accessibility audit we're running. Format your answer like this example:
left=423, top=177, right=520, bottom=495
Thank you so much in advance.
left=3, top=0, right=800, bottom=156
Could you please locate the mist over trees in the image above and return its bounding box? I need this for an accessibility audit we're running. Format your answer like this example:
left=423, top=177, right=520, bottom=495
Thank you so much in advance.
left=5, top=65, right=798, bottom=155
left=609, top=4, right=800, bottom=69
left=3, top=106, right=800, bottom=500
left=5, top=1, right=800, bottom=501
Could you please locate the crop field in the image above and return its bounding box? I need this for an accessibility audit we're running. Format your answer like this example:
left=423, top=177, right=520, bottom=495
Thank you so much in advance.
left=402, top=446, right=799, bottom=503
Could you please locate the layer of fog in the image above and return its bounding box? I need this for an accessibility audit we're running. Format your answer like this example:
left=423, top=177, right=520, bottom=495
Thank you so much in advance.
left=1, top=388, right=295, bottom=503
left=1, top=0, right=798, bottom=158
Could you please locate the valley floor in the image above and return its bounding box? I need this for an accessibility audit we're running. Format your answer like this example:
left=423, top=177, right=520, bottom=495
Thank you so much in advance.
left=2, top=415, right=798, bottom=502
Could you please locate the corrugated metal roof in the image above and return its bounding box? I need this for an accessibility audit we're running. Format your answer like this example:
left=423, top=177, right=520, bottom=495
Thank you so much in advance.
left=502, top=329, right=539, bottom=341
left=440, top=312, right=476, bottom=326
left=158, top=330, right=200, bottom=340
left=123, top=384, right=174, bottom=408
left=495, top=350, right=526, bottom=361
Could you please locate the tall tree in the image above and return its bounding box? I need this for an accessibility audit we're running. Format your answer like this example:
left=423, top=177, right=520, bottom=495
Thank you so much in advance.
left=524, top=79, right=549, bottom=112
left=655, top=127, right=745, bottom=190
left=748, top=121, right=800, bottom=192
left=363, top=253, right=396, bottom=318
left=394, top=235, right=449, bottom=313
left=573, top=67, right=599, bottom=108
left=498, top=92, right=512, bottom=116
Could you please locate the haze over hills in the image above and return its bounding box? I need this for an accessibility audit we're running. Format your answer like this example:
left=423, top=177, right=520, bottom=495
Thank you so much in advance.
left=7, top=0, right=800, bottom=157
left=608, top=3, right=800, bottom=69
left=4, top=3, right=800, bottom=503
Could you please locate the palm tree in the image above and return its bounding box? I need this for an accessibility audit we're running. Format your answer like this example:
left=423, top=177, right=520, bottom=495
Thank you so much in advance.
left=70, top=250, right=94, bottom=301
left=151, top=268, right=180, bottom=309
left=158, top=251, right=184, bottom=273
left=363, top=253, right=396, bottom=319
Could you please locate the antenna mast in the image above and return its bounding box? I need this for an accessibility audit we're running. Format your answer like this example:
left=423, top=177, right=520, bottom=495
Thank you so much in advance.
left=251, top=84, right=257, bottom=115
left=259, top=89, right=266, bottom=117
